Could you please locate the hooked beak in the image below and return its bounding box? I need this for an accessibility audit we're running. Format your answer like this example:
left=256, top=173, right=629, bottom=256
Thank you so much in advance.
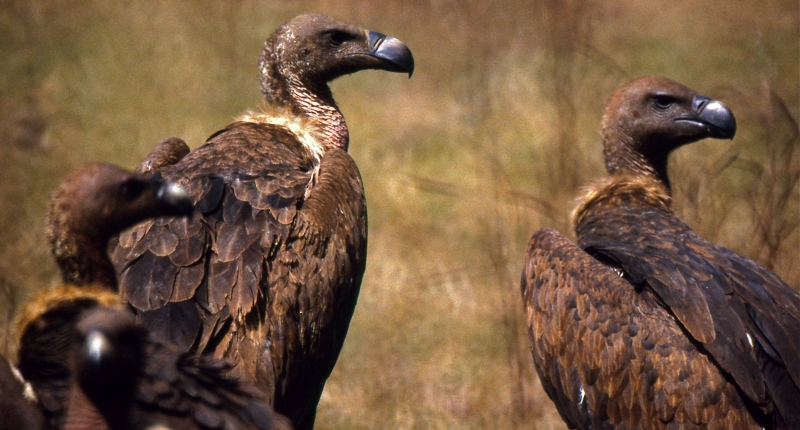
left=368, top=31, right=415, bottom=77
left=676, top=95, right=737, bottom=139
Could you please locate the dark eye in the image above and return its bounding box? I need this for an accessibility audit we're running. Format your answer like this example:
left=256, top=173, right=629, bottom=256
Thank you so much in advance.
left=653, top=95, right=676, bottom=110
left=324, top=30, right=353, bottom=47
left=119, top=179, right=147, bottom=201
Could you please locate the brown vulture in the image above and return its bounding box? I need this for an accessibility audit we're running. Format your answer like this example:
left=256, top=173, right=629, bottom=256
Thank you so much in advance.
left=109, top=13, right=414, bottom=429
left=17, top=163, right=289, bottom=429
left=522, top=76, right=800, bottom=429
left=16, top=162, right=192, bottom=427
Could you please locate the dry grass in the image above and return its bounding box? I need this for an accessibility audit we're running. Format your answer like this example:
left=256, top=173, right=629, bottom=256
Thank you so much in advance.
left=0, top=0, right=797, bottom=428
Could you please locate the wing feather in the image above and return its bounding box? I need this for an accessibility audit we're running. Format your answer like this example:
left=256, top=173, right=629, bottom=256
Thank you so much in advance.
left=214, top=222, right=261, bottom=263
left=113, top=124, right=367, bottom=429
left=122, top=221, right=159, bottom=261
left=169, top=229, right=207, bottom=267
left=168, top=215, right=203, bottom=239
left=148, top=226, right=180, bottom=257
left=122, top=252, right=179, bottom=310
left=576, top=201, right=800, bottom=419
left=173, top=261, right=205, bottom=302
left=138, top=300, right=202, bottom=352
left=207, top=256, right=238, bottom=314
left=229, top=245, right=263, bottom=320
left=118, top=219, right=154, bottom=249
left=522, top=228, right=759, bottom=429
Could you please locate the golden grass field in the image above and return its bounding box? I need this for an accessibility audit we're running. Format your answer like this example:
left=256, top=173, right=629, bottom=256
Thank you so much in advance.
left=1, top=0, right=797, bottom=428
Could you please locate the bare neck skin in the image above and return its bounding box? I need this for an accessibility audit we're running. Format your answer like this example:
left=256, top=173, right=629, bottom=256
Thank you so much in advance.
left=259, top=45, right=349, bottom=151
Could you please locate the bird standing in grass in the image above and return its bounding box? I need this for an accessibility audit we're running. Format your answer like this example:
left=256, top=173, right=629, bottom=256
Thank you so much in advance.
left=111, top=13, right=414, bottom=429
left=522, top=76, right=800, bottom=429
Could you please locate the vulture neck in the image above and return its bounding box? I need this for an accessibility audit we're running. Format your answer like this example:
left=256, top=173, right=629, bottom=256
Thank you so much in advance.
left=603, top=130, right=673, bottom=195
left=572, top=175, right=673, bottom=230
left=260, top=54, right=349, bottom=151
left=51, top=227, right=118, bottom=291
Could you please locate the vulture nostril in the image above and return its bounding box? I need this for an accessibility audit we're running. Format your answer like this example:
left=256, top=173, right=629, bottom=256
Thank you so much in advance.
left=368, top=31, right=386, bottom=51
left=693, top=96, right=711, bottom=113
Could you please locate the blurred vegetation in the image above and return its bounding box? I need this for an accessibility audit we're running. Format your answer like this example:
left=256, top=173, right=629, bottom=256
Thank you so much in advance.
left=0, top=0, right=797, bottom=428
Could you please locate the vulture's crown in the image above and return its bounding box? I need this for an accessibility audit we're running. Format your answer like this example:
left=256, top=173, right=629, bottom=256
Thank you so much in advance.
left=600, top=76, right=736, bottom=192
left=46, top=163, right=193, bottom=288
left=252, top=13, right=414, bottom=151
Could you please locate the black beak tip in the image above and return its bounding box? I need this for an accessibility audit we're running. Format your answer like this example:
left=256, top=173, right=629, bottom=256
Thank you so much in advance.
left=368, top=31, right=415, bottom=77
left=696, top=96, right=737, bottom=140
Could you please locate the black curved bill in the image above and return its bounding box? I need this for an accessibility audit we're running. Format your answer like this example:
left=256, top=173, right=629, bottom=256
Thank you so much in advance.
left=693, top=95, right=736, bottom=139
left=368, top=31, right=415, bottom=77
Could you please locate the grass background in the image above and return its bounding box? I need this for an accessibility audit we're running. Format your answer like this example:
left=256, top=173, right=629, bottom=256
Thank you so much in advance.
left=1, top=0, right=798, bottom=428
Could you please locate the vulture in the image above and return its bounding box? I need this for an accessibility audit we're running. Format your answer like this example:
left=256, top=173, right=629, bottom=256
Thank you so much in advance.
left=18, top=163, right=193, bottom=426
left=17, top=163, right=289, bottom=429
left=521, top=76, right=800, bottom=429
left=110, top=13, right=414, bottom=429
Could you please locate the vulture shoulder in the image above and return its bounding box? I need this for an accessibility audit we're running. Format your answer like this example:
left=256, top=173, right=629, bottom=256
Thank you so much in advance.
left=111, top=13, right=412, bottom=429
left=135, top=136, right=191, bottom=175
left=522, top=228, right=760, bottom=429
left=575, top=177, right=800, bottom=428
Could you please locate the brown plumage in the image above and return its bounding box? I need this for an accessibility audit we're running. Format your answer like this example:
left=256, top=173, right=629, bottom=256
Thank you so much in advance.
left=110, top=13, right=414, bottom=429
left=522, top=76, right=800, bottom=429
left=19, top=163, right=290, bottom=430
left=18, top=163, right=193, bottom=427
left=134, top=137, right=191, bottom=175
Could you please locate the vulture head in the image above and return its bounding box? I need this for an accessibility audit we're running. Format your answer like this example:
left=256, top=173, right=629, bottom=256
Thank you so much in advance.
left=48, top=163, right=193, bottom=243
left=601, top=76, right=736, bottom=190
left=258, top=14, right=414, bottom=150
left=258, top=14, right=414, bottom=121
left=69, top=307, right=145, bottom=429
left=47, top=163, right=193, bottom=287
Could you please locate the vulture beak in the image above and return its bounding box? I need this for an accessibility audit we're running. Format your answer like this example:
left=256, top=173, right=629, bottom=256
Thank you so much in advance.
left=367, top=31, right=415, bottom=77
left=678, top=95, right=737, bottom=140
left=153, top=178, right=194, bottom=216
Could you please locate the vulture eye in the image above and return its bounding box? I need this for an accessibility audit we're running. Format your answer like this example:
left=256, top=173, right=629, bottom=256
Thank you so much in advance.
left=119, top=179, right=147, bottom=201
left=653, top=95, right=676, bottom=110
left=323, top=30, right=353, bottom=47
